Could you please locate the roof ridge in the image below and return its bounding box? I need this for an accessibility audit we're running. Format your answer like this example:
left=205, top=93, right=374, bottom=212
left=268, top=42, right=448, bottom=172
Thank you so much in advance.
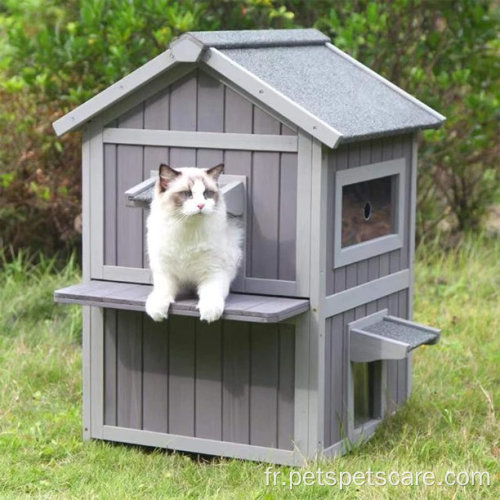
left=186, top=28, right=329, bottom=50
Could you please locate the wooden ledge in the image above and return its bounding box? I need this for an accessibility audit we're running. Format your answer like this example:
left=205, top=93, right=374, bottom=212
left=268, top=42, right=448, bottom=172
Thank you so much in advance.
left=349, top=309, right=440, bottom=362
left=55, top=281, right=309, bottom=324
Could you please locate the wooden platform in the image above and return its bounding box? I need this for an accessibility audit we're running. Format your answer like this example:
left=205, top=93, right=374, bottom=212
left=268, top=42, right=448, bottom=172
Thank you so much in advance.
left=55, top=281, right=309, bottom=323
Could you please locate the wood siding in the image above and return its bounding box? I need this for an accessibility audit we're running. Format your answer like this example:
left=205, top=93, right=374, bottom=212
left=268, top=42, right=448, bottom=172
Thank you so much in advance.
left=103, top=310, right=295, bottom=450
left=102, top=69, right=298, bottom=289
left=325, top=135, right=413, bottom=295
left=323, top=289, right=409, bottom=447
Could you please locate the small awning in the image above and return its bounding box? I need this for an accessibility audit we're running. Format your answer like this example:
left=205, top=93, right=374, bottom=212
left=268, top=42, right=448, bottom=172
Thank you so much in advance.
left=350, top=311, right=440, bottom=362
left=55, top=281, right=309, bottom=324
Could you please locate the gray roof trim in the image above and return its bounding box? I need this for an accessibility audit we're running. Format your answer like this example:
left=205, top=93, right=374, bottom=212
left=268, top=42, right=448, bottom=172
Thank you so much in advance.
left=187, top=28, right=329, bottom=49
left=204, top=48, right=343, bottom=148
left=325, top=43, right=446, bottom=123
left=53, top=50, right=178, bottom=136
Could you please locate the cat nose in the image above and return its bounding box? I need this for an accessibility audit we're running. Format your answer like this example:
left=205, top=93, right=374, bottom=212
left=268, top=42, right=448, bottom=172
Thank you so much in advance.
left=197, top=203, right=205, bottom=210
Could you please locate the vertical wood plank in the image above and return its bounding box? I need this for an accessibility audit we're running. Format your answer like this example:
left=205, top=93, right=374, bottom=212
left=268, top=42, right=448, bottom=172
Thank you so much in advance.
left=197, top=71, right=224, bottom=132
left=196, top=149, right=223, bottom=168
left=278, top=325, right=295, bottom=450
left=278, top=153, right=297, bottom=281
left=326, top=151, right=336, bottom=295
left=366, top=299, right=378, bottom=315
left=342, top=310, right=355, bottom=427
left=144, top=88, right=169, bottom=130
left=324, top=318, right=332, bottom=446
left=397, top=289, right=409, bottom=404
left=281, top=123, right=297, bottom=135
left=333, top=145, right=349, bottom=292
left=169, top=72, right=197, bottom=167
left=116, top=311, right=142, bottom=429
left=169, top=72, right=197, bottom=131
left=222, top=321, right=250, bottom=444
left=224, top=150, right=252, bottom=288
left=252, top=104, right=280, bottom=279
left=195, top=320, right=222, bottom=440
left=168, top=316, right=196, bottom=436
left=253, top=106, right=281, bottom=134
left=251, top=152, right=279, bottom=279
left=224, top=87, right=253, bottom=133
left=346, top=265, right=357, bottom=289
left=142, top=315, right=168, bottom=433
left=357, top=260, right=369, bottom=286
left=250, top=324, right=278, bottom=448
left=169, top=148, right=196, bottom=168
left=387, top=292, right=399, bottom=409
left=104, top=144, right=117, bottom=266
left=367, top=256, right=380, bottom=282
left=143, top=146, right=169, bottom=268
left=196, top=72, right=224, bottom=171
left=104, top=309, right=117, bottom=426
left=116, top=145, right=143, bottom=267
left=118, top=103, right=144, bottom=128
left=330, top=314, right=344, bottom=445
left=401, top=135, right=412, bottom=269
left=370, top=139, right=386, bottom=279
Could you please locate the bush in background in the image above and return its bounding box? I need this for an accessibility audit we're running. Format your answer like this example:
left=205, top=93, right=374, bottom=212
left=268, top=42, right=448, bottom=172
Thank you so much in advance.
left=0, top=0, right=497, bottom=258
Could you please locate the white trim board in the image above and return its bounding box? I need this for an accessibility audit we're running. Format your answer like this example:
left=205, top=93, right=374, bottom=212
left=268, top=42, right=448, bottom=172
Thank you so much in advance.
left=101, top=425, right=305, bottom=466
left=324, top=270, right=410, bottom=318
left=102, top=128, right=298, bottom=152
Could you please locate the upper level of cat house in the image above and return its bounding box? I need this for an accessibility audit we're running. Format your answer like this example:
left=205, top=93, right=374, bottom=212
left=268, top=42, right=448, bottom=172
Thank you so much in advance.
left=53, top=29, right=444, bottom=298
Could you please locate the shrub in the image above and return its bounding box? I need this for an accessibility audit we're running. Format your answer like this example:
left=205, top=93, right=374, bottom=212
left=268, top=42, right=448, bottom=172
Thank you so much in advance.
left=0, top=0, right=497, bottom=257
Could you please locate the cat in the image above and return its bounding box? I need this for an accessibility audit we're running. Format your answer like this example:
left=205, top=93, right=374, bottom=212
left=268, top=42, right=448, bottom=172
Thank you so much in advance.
left=145, top=163, right=243, bottom=323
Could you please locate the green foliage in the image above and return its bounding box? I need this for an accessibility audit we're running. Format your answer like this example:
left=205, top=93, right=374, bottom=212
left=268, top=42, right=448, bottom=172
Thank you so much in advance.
left=0, top=0, right=498, bottom=256
left=0, top=237, right=498, bottom=497
left=311, top=0, right=499, bottom=234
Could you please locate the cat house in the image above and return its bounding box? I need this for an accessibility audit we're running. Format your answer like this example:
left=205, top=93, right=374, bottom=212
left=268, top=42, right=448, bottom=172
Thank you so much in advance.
left=53, top=29, right=444, bottom=465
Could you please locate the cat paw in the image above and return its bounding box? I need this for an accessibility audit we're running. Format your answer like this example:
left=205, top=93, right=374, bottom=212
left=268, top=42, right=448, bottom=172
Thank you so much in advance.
left=145, top=293, right=172, bottom=322
left=197, top=297, right=225, bottom=323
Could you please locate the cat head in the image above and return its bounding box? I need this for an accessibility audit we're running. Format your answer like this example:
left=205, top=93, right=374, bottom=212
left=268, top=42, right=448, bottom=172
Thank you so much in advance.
left=156, top=163, right=224, bottom=217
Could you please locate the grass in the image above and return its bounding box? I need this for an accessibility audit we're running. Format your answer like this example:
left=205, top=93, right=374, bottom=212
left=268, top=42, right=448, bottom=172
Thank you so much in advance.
left=0, top=236, right=498, bottom=499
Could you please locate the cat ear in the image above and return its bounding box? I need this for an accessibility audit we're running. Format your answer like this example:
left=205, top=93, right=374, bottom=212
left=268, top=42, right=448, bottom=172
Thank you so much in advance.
left=158, top=164, right=180, bottom=192
left=206, top=163, right=224, bottom=181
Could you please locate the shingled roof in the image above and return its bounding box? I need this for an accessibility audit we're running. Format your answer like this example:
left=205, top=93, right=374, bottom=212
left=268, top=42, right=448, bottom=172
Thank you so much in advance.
left=53, top=29, right=445, bottom=146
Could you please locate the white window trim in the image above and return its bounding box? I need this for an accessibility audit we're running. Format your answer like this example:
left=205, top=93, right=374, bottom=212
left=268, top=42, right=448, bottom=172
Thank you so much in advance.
left=334, top=158, right=406, bottom=268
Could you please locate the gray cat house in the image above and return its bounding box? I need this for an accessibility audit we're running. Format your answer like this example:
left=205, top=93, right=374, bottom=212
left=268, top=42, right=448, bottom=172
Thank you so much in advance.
left=54, top=29, right=443, bottom=466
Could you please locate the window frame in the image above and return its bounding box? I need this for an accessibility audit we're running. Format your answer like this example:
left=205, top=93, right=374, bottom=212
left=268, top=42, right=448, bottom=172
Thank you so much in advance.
left=334, top=158, right=406, bottom=268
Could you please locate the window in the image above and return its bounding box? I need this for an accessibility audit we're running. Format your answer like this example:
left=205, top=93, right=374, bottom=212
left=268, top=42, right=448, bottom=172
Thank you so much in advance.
left=342, top=175, right=395, bottom=247
left=334, top=158, right=406, bottom=268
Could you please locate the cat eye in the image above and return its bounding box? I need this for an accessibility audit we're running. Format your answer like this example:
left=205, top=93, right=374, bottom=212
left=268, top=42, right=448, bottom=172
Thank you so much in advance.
left=204, top=190, right=216, bottom=199
left=180, top=191, right=192, bottom=199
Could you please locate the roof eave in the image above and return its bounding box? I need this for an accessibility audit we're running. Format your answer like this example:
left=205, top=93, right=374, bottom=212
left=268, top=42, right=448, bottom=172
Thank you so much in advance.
left=337, top=120, right=446, bottom=145
left=52, top=49, right=181, bottom=137
left=325, top=43, right=446, bottom=124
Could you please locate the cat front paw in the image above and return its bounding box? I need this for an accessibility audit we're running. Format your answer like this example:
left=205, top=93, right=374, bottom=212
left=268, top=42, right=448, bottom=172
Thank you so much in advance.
left=197, top=297, right=225, bottom=323
left=145, top=293, right=172, bottom=322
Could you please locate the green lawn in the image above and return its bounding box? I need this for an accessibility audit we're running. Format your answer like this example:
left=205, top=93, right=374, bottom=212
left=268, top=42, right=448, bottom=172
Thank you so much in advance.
left=0, top=236, right=498, bottom=499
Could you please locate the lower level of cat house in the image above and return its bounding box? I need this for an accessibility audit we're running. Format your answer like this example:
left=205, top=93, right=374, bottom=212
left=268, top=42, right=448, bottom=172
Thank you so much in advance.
left=55, top=281, right=439, bottom=466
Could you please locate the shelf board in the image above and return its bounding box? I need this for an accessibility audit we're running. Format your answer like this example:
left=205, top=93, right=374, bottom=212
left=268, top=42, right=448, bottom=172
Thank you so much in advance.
left=55, top=281, right=309, bottom=324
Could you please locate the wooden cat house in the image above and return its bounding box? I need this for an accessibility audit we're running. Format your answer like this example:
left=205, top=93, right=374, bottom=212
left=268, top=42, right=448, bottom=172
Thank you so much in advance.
left=53, top=29, right=444, bottom=465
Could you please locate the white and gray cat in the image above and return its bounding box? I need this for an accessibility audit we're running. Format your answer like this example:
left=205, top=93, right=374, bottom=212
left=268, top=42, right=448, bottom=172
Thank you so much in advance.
left=145, top=163, right=243, bottom=323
